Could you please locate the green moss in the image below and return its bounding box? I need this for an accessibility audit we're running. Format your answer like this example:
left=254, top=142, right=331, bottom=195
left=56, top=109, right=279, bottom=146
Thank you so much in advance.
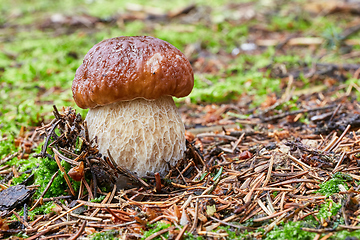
left=11, top=173, right=30, bottom=185
left=142, top=222, right=171, bottom=240
left=0, top=137, right=17, bottom=160
left=34, top=155, right=80, bottom=198
left=12, top=201, right=56, bottom=221
left=265, top=221, right=316, bottom=240
left=333, top=230, right=360, bottom=239
left=90, top=230, right=119, bottom=240
left=318, top=172, right=351, bottom=196
left=90, top=195, right=106, bottom=203
left=212, top=225, right=252, bottom=239
left=317, top=199, right=342, bottom=225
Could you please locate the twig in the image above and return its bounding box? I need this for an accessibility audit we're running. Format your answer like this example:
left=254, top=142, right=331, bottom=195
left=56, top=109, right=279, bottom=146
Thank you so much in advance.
left=68, top=220, right=87, bottom=240
left=54, top=153, right=76, bottom=196
left=253, top=207, right=294, bottom=222
left=196, top=133, right=238, bottom=141
left=39, top=119, right=61, bottom=157
left=12, top=210, right=32, bottom=230
left=189, top=198, right=199, bottom=233
left=328, top=125, right=351, bottom=152
left=231, top=132, right=245, bottom=153
left=175, top=224, right=188, bottom=240
left=30, top=171, right=59, bottom=211
left=144, top=226, right=176, bottom=240
left=260, top=105, right=336, bottom=122
left=262, top=155, right=274, bottom=187
left=155, top=172, right=162, bottom=193
left=38, top=203, right=85, bottom=231
left=287, top=154, right=312, bottom=170
left=0, top=152, right=19, bottom=165
left=52, top=148, right=80, bottom=166
left=332, top=151, right=347, bottom=173
left=208, top=216, right=247, bottom=229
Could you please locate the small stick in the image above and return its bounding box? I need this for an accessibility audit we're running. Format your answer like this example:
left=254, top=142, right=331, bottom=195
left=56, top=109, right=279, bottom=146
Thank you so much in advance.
left=144, top=226, right=176, bottom=240
left=69, top=213, right=102, bottom=221
left=280, top=192, right=286, bottom=211
left=175, top=224, right=188, bottom=240
left=268, top=178, right=317, bottom=187
left=23, top=203, right=28, bottom=229
left=231, top=132, right=245, bottom=153
left=12, top=210, right=32, bottom=230
left=196, top=134, right=238, bottom=141
left=30, top=215, right=44, bottom=227
left=52, top=148, right=80, bottom=166
left=329, top=125, right=351, bottom=152
left=253, top=207, right=294, bottom=222
left=179, top=160, right=194, bottom=177
left=25, top=227, right=52, bottom=240
left=37, top=234, right=72, bottom=240
left=176, top=167, right=188, bottom=185
left=81, top=178, right=94, bottom=200
left=155, top=172, right=162, bottom=193
left=38, top=203, right=85, bottom=231
left=201, top=176, right=221, bottom=195
left=40, top=119, right=61, bottom=157
left=86, top=221, right=137, bottom=229
left=287, top=154, right=312, bottom=170
left=54, top=153, right=76, bottom=196
left=90, top=185, right=116, bottom=217
left=262, top=155, right=274, bottom=187
left=208, top=216, right=247, bottom=229
left=332, top=151, right=347, bottom=173
left=85, top=158, right=97, bottom=198
left=30, top=171, right=59, bottom=211
left=257, top=199, right=272, bottom=216
left=189, top=198, right=199, bottom=233
left=0, top=152, right=19, bottom=165
left=68, top=220, right=87, bottom=240
left=105, top=208, right=132, bottom=222
left=329, top=104, right=342, bottom=122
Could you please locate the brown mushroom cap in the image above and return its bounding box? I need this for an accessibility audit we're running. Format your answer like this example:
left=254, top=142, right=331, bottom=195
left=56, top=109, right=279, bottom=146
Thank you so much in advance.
left=72, top=36, right=194, bottom=109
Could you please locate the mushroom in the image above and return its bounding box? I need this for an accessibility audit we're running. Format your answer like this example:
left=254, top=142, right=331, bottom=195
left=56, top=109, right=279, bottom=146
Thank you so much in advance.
left=72, top=36, right=194, bottom=177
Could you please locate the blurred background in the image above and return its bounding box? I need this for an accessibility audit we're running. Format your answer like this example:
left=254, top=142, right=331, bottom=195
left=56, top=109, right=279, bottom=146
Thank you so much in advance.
left=1, top=0, right=360, bottom=139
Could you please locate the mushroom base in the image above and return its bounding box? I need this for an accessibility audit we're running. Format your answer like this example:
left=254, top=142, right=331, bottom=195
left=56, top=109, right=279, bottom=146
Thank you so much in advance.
left=85, top=96, right=186, bottom=177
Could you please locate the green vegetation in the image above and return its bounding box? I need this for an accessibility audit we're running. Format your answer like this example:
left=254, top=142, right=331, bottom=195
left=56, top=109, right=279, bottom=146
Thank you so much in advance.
left=318, top=199, right=342, bottom=226
left=1, top=0, right=360, bottom=239
left=318, top=172, right=352, bottom=197
left=265, top=220, right=316, bottom=240
left=90, top=195, right=106, bottom=203
left=213, top=225, right=253, bottom=239
left=1, top=0, right=359, bottom=138
left=12, top=201, right=56, bottom=221
left=142, top=222, right=171, bottom=240
left=34, top=155, right=80, bottom=198
left=90, top=230, right=119, bottom=240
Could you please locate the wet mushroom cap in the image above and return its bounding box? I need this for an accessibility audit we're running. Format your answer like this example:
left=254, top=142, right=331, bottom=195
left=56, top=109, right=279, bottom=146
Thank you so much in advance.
left=72, top=36, right=194, bottom=109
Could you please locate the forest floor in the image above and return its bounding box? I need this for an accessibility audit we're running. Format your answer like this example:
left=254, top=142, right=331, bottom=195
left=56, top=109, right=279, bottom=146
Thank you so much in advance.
left=1, top=0, right=360, bottom=239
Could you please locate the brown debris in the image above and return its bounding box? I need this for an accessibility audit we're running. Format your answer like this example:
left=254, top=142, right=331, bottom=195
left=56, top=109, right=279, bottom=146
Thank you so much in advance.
left=1, top=79, right=360, bottom=240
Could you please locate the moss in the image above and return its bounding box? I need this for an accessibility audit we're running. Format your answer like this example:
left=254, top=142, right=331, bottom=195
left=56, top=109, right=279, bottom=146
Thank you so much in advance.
left=265, top=221, right=316, bottom=240
left=12, top=201, right=56, bottom=221
left=142, top=222, right=171, bottom=240
left=318, top=172, right=352, bottom=196
left=90, top=230, right=119, bottom=240
left=34, top=155, right=80, bottom=198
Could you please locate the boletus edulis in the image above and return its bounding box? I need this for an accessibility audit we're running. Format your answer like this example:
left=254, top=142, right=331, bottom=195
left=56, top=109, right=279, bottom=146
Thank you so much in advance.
left=72, top=36, right=194, bottom=177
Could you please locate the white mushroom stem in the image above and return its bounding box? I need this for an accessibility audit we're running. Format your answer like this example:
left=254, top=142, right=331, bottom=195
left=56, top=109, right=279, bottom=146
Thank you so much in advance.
left=85, top=96, right=186, bottom=177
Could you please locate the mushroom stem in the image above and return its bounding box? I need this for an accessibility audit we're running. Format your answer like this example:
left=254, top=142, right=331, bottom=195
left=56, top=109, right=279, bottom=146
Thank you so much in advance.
left=85, top=96, right=186, bottom=177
